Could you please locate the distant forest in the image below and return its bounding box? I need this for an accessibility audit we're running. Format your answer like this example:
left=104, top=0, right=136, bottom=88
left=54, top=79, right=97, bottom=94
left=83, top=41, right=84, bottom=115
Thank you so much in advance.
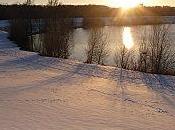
left=0, top=4, right=175, bottom=20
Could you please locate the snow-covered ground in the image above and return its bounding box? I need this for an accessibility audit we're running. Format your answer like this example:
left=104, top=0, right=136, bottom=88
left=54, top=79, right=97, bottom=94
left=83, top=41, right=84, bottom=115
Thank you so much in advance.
left=0, top=30, right=175, bottom=130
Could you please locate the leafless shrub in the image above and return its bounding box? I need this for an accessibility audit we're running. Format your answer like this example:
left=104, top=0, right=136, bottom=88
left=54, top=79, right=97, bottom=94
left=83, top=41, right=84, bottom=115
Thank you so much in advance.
left=137, top=27, right=150, bottom=72
left=42, top=19, right=73, bottom=58
left=48, top=0, right=59, bottom=6
left=149, top=25, right=175, bottom=74
left=9, top=18, right=33, bottom=49
left=138, top=24, right=175, bottom=75
left=86, top=28, right=109, bottom=65
left=24, top=0, right=34, bottom=5
left=114, top=44, right=136, bottom=70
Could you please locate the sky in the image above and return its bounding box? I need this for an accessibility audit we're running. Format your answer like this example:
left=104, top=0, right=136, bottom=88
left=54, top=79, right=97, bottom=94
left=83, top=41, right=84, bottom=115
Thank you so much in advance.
left=1, top=0, right=175, bottom=7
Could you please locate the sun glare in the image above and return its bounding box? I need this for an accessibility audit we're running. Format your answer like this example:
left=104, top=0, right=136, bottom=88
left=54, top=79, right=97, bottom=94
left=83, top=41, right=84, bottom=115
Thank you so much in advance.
left=122, top=27, right=134, bottom=49
left=109, top=0, right=141, bottom=8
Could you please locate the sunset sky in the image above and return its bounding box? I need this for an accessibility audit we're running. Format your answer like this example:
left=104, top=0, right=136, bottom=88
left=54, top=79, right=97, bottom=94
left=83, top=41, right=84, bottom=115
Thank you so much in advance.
left=1, top=0, right=175, bottom=7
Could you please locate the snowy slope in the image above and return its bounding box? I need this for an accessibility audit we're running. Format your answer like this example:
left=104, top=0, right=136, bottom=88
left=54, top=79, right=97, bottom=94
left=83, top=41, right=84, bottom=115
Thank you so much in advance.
left=0, top=31, right=175, bottom=130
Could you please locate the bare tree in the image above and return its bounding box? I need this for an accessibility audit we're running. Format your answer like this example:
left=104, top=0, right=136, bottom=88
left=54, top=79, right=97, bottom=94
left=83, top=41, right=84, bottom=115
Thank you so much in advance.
left=137, top=24, right=175, bottom=75
left=114, top=44, right=135, bottom=70
left=43, top=19, right=73, bottom=58
left=48, top=0, right=60, bottom=6
left=148, top=25, right=175, bottom=74
left=137, top=27, right=150, bottom=72
left=25, top=0, right=34, bottom=5
left=9, top=19, right=28, bottom=44
left=86, top=28, right=109, bottom=65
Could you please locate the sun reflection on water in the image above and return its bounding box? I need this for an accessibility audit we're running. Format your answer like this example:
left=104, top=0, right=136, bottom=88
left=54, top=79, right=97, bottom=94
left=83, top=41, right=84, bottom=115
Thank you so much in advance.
left=122, top=27, right=134, bottom=49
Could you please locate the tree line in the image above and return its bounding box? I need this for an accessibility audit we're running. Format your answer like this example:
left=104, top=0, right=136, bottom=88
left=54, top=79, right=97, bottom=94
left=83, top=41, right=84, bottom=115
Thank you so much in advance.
left=1, top=3, right=175, bottom=20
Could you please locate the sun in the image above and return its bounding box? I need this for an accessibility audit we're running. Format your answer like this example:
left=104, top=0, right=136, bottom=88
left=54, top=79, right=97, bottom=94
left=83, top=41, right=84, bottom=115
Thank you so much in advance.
left=109, top=0, right=141, bottom=8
